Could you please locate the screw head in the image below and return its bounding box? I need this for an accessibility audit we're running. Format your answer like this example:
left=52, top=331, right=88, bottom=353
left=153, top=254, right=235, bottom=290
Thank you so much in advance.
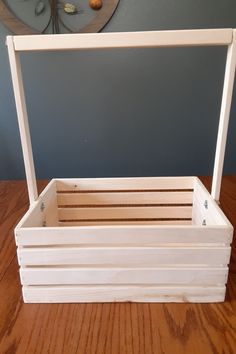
left=40, top=202, right=45, bottom=212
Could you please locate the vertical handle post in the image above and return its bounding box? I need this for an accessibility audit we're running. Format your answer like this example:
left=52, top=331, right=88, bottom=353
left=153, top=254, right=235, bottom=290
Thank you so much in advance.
left=7, top=36, right=38, bottom=205
left=212, top=29, right=236, bottom=202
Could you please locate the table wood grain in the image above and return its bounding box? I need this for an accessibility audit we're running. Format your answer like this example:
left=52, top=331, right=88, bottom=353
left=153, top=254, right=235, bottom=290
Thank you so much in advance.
left=0, top=177, right=236, bottom=354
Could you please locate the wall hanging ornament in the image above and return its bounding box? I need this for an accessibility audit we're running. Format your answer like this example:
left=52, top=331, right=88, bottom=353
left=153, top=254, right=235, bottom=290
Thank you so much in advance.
left=0, top=0, right=119, bottom=34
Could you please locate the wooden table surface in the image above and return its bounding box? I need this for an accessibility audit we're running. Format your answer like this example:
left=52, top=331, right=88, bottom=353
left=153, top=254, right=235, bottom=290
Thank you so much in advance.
left=0, top=177, right=235, bottom=354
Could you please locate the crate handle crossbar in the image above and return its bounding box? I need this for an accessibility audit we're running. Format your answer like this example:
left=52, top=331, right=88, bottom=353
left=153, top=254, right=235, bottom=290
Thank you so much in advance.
left=6, top=28, right=236, bottom=205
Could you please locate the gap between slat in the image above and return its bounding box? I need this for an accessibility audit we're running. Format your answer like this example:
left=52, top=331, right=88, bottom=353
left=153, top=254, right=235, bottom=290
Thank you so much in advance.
left=58, top=218, right=192, bottom=222
left=20, top=242, right=228, bottom=249
left=22, top=284, right=226, bottom=288
left=57, top=189, right=194, bottom=193
left=21, top=264, right=228, bottom=269
left=58, top=220, right=192, bottom=226
left=57, top=204, right=193, bottom=208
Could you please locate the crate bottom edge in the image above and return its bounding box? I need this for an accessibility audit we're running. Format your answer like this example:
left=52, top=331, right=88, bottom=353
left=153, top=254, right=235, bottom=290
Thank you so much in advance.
left=22, top=285, right=226, bottom=303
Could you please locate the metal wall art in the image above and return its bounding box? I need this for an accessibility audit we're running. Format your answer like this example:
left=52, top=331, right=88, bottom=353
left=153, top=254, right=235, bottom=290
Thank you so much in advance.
left=0, top=0, right=119, bottom=34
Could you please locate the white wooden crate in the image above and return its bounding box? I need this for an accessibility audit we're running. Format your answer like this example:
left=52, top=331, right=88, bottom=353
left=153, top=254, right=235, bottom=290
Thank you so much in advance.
left=7, top=29, right=235, bottom=303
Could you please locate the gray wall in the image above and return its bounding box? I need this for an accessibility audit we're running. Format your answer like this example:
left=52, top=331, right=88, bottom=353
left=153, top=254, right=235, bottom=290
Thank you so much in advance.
left=1, top=0, right=236, bottom=180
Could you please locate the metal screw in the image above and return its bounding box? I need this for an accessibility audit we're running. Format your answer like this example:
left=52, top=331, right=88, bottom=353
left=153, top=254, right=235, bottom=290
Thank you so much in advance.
left=202, top=219, right=206, bottom=226
left=40, top=202, right=45, bottom=212
left=204, top=200, right=208, bottom=209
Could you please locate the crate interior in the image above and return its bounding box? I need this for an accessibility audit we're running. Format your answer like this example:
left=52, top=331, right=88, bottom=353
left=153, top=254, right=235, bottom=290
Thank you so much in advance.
left=19, top=177, right=230, bottom=228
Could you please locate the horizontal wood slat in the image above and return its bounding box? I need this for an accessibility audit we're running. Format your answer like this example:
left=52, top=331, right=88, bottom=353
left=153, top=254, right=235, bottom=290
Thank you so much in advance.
left=58, top=206, right=192, bottom=221
left=56, top=177, right=195, bottom=192
left=20, top=267, right=228, bottom=285
left=17, top=246, right=231, bottom=266
left=15, top=225, right=233, bottom=246
left=12, top=29, right=233, bottom=52
left=22, top=285, right=226, bottom=303
left=57, top=191, right=193, bottom=206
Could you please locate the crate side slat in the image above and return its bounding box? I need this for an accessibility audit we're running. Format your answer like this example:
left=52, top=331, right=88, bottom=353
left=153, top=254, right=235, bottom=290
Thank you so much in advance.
left=56, top=177, right=194, bottom=191
left=193, top=180, right=225, bottom=225
left=193, top=178, right=234, bottom=227
left=15, top=179, right=57, bottom=229
left=58, top=206, right=192, bottom=221
left=193, top=194, right=221, bottom=226
left=16, top=225, right=232, bottom=246
left=17, top=247, right=231, bottom=266
left=15, top=180, right=58, bottom=230
left=22, top=285, right=226, bottom=303
left=57, top=191, right=193, bottom=206
left=20, top=267, right=228, bottom=285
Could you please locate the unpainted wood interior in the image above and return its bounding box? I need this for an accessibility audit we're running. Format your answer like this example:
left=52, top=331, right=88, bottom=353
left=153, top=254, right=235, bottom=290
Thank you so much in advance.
left=20, top=178, right=230, bottom=228
left=56, top=187, right=194, bottom=226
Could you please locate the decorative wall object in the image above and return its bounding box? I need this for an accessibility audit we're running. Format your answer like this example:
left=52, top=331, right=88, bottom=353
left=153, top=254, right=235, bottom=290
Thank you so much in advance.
left=0, top=0, right=119, bottom=34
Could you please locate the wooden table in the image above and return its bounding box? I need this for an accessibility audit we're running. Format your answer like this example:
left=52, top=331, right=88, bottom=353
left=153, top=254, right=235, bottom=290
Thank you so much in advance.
left=0, top=177, right=235, bottom=353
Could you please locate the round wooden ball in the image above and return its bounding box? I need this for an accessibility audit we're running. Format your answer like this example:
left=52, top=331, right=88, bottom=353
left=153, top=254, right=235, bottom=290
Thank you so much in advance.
left=89, top=0, right=103, bottom=10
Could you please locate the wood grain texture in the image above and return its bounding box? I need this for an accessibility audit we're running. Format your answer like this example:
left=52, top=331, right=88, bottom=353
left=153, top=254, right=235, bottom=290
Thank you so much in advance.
left=0, top=177, right=236, bottom=353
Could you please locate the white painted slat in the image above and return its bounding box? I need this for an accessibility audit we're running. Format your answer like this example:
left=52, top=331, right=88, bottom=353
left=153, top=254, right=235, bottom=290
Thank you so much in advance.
left=20, top=267, right=228, bottom=286
left=57, top=191, right=193, bottom=206
left=56, top=177, right=194, bottom=191
left=12, top=29, right=232, bottom=52
left=16, top=225, right=232, bottom=246
left=17, top=246, right=231, bottom=266
left=58, top=206, right=192, bottom=221
left=22, top=285, right=226, bottom=303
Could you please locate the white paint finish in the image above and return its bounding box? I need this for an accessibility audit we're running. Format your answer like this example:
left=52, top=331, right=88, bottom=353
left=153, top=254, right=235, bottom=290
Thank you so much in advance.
left=22, top=285, right=226, bottom=303
left=58, top=206, right=192, bottom=221
left=56, top=176, right=195, bottom=191
left=16, top=225, right=232, bottom=246
left=20, top=267, right=228, bottom=285
left=212, top=29, right=236, bottom=201
left=12, top=29, right=233, bottom=52
left=17, top=246, right=231, bottom=266
left=57, top=191, right=193, bottom=206
left=6, top=36, right=38, bottom=205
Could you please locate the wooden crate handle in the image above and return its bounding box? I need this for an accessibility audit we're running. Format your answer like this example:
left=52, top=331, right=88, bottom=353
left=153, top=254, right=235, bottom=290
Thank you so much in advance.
left=6, top=29, right=236, bottom=205
left=211, top=30, right=236, bottom=201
